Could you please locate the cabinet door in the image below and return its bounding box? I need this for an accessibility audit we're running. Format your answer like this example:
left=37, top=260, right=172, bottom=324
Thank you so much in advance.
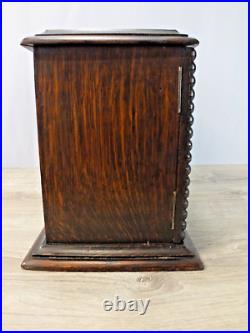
left=35, top=46, right=184, bottom=243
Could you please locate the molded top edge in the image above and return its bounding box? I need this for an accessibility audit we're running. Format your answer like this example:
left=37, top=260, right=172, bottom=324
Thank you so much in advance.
left=21, top=29, right=199, bottom=48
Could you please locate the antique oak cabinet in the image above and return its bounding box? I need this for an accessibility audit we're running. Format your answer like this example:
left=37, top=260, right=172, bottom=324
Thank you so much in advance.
left=21, top=30, right=203, bottom=271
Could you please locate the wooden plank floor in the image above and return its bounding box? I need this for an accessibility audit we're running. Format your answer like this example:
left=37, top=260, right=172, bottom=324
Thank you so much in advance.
left=3, top=166, right=247, bottom=330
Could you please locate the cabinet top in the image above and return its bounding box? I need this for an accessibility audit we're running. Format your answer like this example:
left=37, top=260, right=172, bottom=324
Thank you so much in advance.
left=21, top=29, right=199, bottom=48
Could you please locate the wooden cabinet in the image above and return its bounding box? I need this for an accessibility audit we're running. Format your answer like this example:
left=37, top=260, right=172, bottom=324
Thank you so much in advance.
left=21, top=30, right=203, bottom=271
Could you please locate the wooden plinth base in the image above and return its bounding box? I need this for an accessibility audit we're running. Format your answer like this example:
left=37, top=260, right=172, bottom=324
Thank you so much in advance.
left=21, top=229, right=204, bottom=272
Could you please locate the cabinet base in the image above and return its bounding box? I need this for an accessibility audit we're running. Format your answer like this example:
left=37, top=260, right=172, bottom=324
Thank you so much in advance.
left=21, top=229, right=204, bottom=272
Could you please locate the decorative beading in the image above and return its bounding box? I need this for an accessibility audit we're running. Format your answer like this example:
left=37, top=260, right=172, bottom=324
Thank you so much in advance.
left=180, top=49, right=197, bottom=241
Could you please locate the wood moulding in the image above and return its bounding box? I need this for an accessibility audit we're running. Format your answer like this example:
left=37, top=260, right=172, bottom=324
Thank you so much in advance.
left=21, top=229, right=204, bottom=272
left=20, top=29, right=199, bottom=49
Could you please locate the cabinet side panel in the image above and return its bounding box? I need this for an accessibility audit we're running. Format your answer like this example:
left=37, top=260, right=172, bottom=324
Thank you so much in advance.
left=34, top=46, right=183, bottom=243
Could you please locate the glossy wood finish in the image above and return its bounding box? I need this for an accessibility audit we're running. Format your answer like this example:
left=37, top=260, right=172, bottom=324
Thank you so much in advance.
left=21, top=30, right=201, bottom=271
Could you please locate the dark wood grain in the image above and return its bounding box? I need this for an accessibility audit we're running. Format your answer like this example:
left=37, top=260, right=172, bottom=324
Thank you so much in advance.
left=35, top=46, right=186, bottom=244
left=21, top=229, right=204, bottom=271
left=21, top=30, right=202, bottom=271
left=32, top=230, right=193, bottom=258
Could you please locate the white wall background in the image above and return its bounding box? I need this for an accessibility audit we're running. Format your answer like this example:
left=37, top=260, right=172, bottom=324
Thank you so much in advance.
left=3, top=2, right=248, bottom=167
